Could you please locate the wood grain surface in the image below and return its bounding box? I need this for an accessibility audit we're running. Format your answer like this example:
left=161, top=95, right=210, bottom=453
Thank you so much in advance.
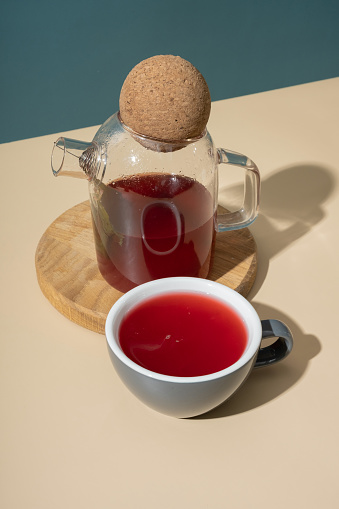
left=35, top=201, right=257, bottom=334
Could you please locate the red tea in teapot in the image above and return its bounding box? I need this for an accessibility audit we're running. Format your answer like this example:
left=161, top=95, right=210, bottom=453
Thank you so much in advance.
left=92, top=173, right=216, bottom=292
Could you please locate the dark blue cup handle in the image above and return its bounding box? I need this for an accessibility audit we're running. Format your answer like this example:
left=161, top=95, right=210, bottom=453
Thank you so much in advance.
left=255, top=319, right=293, bottom=368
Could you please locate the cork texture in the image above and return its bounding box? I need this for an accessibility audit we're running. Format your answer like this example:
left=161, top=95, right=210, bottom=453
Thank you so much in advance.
left=119, top=55, right=211, bottom=141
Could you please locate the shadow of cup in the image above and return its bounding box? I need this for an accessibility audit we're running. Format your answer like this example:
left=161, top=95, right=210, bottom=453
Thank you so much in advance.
left=193, top=302, right=321, bottom=419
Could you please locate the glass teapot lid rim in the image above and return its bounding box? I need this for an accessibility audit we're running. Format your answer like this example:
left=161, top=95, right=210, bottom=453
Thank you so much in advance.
left=117, top=111, right=207, bottom=147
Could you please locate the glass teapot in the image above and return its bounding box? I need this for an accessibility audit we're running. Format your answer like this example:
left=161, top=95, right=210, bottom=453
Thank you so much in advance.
left=51, top=112, right=260, bottom=293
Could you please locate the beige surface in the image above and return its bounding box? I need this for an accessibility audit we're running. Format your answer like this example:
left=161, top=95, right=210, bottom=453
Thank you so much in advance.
left=1, top=78, right=338, bottom=508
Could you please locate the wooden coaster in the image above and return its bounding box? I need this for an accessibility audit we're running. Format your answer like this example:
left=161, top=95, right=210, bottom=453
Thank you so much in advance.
left=35, top=201, right=257, bottom=334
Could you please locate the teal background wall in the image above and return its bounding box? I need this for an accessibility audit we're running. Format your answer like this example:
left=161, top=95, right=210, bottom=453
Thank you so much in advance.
left=1, top=0, right=338, bottom=144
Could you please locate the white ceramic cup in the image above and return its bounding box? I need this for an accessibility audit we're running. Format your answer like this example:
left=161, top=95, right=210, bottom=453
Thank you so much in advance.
left=105, top=277, right=293, bottom=418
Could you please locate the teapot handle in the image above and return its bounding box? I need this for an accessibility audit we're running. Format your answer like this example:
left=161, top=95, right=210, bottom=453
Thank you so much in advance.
left=216, top=148, right=260, bottom=231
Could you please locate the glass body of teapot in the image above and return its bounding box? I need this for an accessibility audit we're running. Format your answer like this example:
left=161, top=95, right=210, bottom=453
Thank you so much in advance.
left=51, top=112, right=260, bottom=292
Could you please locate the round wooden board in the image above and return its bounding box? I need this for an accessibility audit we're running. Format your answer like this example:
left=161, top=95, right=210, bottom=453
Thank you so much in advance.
left=35, top=201, right=257, bottom=334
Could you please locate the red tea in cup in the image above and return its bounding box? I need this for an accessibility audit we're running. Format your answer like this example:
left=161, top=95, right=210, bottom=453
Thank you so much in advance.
left=106, top=278, right=293, bottom=417
left=118, top=292, right=247, bottom=377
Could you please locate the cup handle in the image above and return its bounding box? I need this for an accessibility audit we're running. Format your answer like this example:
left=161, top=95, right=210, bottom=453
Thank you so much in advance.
left=216, top=148, right=260, bottom=231
left=254, top=319, right=294, bottom=368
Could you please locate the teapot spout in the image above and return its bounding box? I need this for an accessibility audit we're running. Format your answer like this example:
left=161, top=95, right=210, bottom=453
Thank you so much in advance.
left=51, top=137, right=106, bottom=180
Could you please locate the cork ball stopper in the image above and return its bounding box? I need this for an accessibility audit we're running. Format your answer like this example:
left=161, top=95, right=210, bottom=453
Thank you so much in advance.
left=119, top=55, right=211, bottom=141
